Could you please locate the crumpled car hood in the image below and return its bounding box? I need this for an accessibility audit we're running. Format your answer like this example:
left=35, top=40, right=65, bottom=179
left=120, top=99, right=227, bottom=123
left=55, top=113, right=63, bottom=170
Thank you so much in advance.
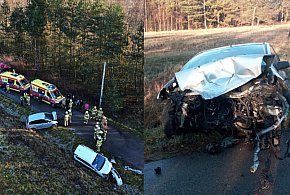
left=175, top=54, right=265, bottom=99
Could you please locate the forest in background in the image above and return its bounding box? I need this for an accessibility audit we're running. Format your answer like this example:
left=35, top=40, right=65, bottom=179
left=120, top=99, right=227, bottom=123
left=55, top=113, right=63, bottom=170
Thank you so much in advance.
left=145, top=0, right=290, bottom=31
left=0, top=0, right=144, bottom=129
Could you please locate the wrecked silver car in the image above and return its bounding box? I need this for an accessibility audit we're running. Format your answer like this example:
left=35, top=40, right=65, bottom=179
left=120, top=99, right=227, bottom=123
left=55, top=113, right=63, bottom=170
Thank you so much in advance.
left=158, top=42, right=290, bottom=172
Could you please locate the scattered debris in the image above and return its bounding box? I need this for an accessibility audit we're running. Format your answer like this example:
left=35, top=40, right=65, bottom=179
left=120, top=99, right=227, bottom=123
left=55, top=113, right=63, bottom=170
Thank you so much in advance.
left=154, top=167, right=161, bottom=175
left=207, top=136, right=240, bottom=154
left=124, top=166, right=144, bottom=175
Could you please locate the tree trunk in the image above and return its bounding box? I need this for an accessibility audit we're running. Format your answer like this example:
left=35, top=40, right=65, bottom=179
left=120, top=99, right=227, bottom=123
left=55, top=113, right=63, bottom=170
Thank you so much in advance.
left=144, top=0, right=147, bottom=32
left=170, top=14, right=173, bottom=31
left=203, top=0, right=207, bottom=29
left=162, top=5, right=165, bottom=31
left=251, top=6, right=256, bottom=27
left=187, top=15, right=190, bottom=30
left=158, top=4, right=161, bottom=31
left=217, top=12, right=220, bottom=28
left=281, top=7, right=284, bottom=24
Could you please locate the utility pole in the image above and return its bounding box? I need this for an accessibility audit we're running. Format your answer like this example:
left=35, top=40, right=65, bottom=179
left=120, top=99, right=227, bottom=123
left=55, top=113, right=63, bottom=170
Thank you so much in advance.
left=99, top=62, right=106, bottom=107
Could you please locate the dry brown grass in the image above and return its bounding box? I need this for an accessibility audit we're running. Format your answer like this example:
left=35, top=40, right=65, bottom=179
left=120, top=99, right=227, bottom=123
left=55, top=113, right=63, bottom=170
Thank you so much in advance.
left=145, top=24, right=290, bottom=129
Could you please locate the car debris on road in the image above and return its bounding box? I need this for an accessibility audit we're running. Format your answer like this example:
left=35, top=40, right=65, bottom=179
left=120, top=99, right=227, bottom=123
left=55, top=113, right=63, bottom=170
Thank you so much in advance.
left=124, top=165, right=144, bottom=175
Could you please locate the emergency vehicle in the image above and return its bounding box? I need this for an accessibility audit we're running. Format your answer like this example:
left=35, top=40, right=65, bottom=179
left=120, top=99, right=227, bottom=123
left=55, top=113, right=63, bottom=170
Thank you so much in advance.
left=30, top=79, right=64, bottom=107
left=0, top=71, right=30, bottom=92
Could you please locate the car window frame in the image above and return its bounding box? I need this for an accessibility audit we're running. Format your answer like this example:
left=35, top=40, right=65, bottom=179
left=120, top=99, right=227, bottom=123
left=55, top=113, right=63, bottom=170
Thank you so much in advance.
left=29, top=119, right=46, bottom=125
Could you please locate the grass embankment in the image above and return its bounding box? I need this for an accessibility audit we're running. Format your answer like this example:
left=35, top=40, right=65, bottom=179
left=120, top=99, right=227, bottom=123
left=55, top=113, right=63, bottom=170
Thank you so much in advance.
left=144, top=24, right=290, bottom=161
left=0, top=93, right=143, bottom=194
left=144, top=127, right=223, bottom=161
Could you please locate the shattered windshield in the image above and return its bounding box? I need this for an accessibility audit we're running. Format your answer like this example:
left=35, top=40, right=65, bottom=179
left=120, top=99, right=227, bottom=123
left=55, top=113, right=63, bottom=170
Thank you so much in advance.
left=92, top=154, right=106, bottom=171
left=182, top=44, right=267, bottom=71
left=50, top=89, right=62, bottom=99
left=19, top=79, right=29, bottom=86
left=44, top=113, right=53, bottom=121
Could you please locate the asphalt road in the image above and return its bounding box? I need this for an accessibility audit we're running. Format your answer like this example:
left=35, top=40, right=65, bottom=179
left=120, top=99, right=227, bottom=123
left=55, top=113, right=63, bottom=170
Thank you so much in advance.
left=1, top=90, right=144, bottom=169
left=145, top=132, right=290, bottom=194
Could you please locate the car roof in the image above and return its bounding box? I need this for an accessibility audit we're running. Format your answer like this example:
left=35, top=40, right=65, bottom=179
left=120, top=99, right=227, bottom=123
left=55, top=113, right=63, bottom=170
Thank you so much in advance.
left=181, top=42, right=270, bottom=71
left=74, top=145, right=98, bottom=164
left=28, top=112, right=49, bottom=121
left=31, top=79, right=57, bottom=91
left=0, top=71, right=26, bottom=80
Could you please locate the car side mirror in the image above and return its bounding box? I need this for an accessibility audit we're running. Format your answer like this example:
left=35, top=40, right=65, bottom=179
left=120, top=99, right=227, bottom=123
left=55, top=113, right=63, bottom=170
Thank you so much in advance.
left=275, top=61, right=290, bottom=70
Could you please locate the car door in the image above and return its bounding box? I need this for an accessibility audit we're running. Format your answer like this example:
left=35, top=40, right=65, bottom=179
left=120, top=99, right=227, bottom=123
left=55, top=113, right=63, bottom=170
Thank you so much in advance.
left=42, top=119, right=52, bottom=129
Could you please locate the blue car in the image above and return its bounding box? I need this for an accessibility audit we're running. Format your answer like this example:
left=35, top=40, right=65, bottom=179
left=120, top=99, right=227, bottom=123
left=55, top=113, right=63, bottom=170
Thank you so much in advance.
left=26, top=111, right=58, bottom=130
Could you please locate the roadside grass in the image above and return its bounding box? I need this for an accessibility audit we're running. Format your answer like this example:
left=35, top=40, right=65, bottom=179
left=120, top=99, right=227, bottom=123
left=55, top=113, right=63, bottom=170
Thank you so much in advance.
left=0, top=93, right=33, bottom=117
left=145, top=127, right=223, bottom=161
left=0, top=128, right=127, bottom=194
left=0, top=94, right=143, bottom=193
left=145, top=24, right=290, bottom=160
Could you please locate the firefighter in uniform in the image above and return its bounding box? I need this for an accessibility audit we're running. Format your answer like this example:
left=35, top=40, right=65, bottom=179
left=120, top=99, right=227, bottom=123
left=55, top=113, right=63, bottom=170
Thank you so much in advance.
left=62, top=97, right=66, bottom=109
left=23, top=93, right=28, bottom=105
left=64, top=111, right=69, bottom=127
left=6, top=84, right=9, bottom=93
left=94, top=124, right=100, bottom=140
left=26, top=93, right=30, bottom=106
left=101, top=116, right=108, bottom=141
left=97, top=107, right=103, bottom=121
left=91, top=106, right=98, bottom=120
left=84, top=110, right=90, bottom=125
left=20, top=94, right=24, bottom=106
left=68, top=109, right=72, bottom=124
left=94, top=125, right=104, bottom=152
left=69, top=99, right=73, bottom=110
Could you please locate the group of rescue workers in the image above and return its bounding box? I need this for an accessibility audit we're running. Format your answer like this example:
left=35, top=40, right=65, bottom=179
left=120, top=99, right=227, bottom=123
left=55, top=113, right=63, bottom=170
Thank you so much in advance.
left=20, top=91, right=31, bottom=106
left=62, top=98, right=108, bottom=152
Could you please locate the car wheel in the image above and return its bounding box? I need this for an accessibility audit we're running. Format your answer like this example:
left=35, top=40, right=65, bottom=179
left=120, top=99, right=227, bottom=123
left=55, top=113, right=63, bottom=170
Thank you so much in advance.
left=162, top=100, right=176, bottom=138
left=52, top=124, right=57, bottom=128
left=164, top=118, right=175, bottom=138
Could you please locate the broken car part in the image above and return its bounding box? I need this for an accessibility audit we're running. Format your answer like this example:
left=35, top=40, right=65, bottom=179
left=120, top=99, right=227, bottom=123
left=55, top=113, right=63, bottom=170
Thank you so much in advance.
left=158, top=43, right=290, bottom=173
left=124, top=166, right=144, bottom=175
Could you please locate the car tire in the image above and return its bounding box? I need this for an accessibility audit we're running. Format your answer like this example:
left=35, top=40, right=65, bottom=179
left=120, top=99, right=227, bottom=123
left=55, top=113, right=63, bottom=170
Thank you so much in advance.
left=162, top=100, right=176, bottom=138
left=52, top=124, right=57, bottom=128
left=164, top=117, right=175, bottom=138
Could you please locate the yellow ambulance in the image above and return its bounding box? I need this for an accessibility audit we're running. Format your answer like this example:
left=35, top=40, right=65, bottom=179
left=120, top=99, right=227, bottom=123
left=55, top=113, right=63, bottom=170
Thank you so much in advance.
left=0, top=71, right=30, bottom=93
left=30, top=79, right=64, bottom=107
